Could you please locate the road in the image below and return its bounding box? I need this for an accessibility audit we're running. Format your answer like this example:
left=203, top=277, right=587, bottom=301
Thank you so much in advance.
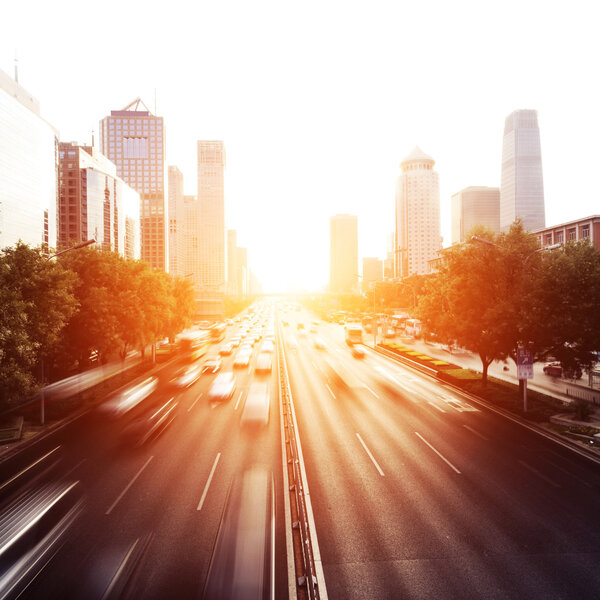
left=0, top=322, right=288, bottom=599
left=2, top=304, right=600, bottom=599
left=283, top=309, right=600, bottom=600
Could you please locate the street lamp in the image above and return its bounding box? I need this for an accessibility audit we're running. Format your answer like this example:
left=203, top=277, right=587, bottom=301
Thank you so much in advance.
left=40, top=239, right=96, bottom=425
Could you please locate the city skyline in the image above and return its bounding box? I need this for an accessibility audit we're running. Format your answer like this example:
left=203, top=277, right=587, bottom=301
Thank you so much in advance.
left=3, top=1, right=600, bottom=291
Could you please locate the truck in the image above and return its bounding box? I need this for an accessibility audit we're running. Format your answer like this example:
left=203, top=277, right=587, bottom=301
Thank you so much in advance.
left=344, top=323, right=363, bottom=346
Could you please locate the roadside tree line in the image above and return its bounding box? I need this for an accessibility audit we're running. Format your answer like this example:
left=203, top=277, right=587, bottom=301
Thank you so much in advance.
left=0, top=242, right=195, bottom=410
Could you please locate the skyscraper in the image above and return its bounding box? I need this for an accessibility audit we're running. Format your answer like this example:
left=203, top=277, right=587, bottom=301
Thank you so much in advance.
left=329, top=214, right=358, bottom=292
left=395, top=146, right=441, bottom=278
left=0, top=67, right=58, bottom=251
left=451, top=186, right=500, bottom=244
left=99, top=98, right=167, bottom=270
left=167, top=166, right=184, bottom=276
left=500, top=109, right=545, bottom=231
left=197, top=141, right=225, bottom=291
left=58, top=142, right=140, bottom=258
left=362, top=257, right=383, bottom=292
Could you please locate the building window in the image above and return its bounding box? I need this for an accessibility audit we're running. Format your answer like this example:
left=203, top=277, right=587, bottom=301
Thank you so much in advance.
left=582, top=226, right=590, bottom=239
left=556, top=231, right=564, bottom=243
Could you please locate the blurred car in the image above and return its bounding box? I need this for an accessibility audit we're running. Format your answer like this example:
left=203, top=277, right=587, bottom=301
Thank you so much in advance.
left=314, top=337, right=326, bottom=350
left=218, top=343, right=234, bottom=356
left=385, top=328, right=395, bottom=338
left=0, top=481, right=83, bottom=598
left=543, top=361, right=582, bottom=379
left=241, top=382, right=270, bottom=427
left=255, top=352, right=272, bottom=374
left=287, top=336, right=298, bottom=350
left=207, top=372, right=236, bottom=402
left=298, top=329, right=308, bottom=338
left=233, top=350, right=252, bottom=368
left=120, top=397, right=178, bottom=446
left=261, top=340, right=275, bottom=353
left=170, top=363, right=202, bottom=388
left=203, top=468, right=273, bottom=599
left=98, top=377, right=158, bottom=418
left=202, top=356, right=222, bottom=374
left=230, top=337, right=240, bottom=348
left=351, top=344, right=366, bottom=358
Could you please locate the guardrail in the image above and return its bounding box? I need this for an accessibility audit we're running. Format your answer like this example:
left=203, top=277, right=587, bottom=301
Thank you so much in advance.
left=277, top=324, right=320, bottom=600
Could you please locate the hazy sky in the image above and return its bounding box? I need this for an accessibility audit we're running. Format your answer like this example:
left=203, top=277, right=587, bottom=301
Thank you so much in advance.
left=3, top=1, right=599, bottom=292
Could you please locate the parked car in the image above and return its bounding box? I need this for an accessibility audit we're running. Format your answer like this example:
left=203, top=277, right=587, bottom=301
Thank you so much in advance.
left=543, top=361, right=582, bottom=379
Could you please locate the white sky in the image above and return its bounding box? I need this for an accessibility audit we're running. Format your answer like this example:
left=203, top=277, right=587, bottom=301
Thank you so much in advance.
left=3, top=1, right=600, bottom=292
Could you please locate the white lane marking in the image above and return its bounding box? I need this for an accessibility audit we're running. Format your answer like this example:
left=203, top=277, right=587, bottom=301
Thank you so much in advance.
left=100, top=537, right=141, bottom=600
left=187, top=393, right=203, bottom=412
left=234, top=391, right=243, bottom=410
left=364, top=385, right=379, bottom=399
left=517, top=460, right=561, bottom=488
left=428, top=401, right=446, bottom=413
left=463, top=424, right=489, bottom=440
left=106, top=455, right=154, bottom=515
left=0, top=446, right=61, bottom=492
left=326, top=384, right=336, bottom=399
left=197, top=453, right=221, bottom=511
left=414, top=432, right=461, bottom=474
left=356, top=433, right=385, bottom=476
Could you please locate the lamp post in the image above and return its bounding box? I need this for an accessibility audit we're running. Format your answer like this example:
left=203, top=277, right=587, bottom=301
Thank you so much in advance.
left=40, top=239, right=95, bottom=425
left=470, top=235, right=559, bottom=412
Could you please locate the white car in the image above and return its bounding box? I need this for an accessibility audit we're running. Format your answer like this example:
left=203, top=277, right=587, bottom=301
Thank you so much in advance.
left=208, top=372, right=236, bottom=402
left=255, top=352, right=272, bottom=373
left=202, top=356, right=222, bottom=374
left=234, top=350, right=252, bottom=368
left=261, top=340, right=275, bottom=354
left=241, top=382, right=270, bottom=427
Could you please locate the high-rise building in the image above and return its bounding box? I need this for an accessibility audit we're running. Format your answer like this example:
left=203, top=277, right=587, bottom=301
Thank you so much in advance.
left=167, top=166, right=184, bottom=276
left=0, top=67, right=58, bottom=251
left=384, top=233, right=395, bottom=279
left=329, top=214, right=358, bottom=292
left=237, top=246, right=248, bottom=296
left=197, top=141, right=225, bottom=291
left=99, top=98, right=167, bottom=270
left=395, top=146, right=441, bottom=278
left=58, top=142, right=140, bottom=258
left=500, top=109, right=545, bottom=232
left=451, top=186, right=500, bottom=244
left=362, top=257, right=383, bottom=292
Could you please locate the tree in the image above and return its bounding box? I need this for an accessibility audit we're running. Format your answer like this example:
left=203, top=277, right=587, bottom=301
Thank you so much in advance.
left=529, top=240, right=600, bottom=373
left=0, top=243, right=77, bottom=408
left=418, top=221, right=539, bottom=385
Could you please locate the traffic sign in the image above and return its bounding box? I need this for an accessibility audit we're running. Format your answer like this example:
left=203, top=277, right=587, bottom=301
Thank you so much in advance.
left=517, top=347, right=534, bottom=380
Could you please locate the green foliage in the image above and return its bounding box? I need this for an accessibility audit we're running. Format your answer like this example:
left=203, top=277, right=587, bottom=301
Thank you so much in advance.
left=0, top=243, right=77, bottom=408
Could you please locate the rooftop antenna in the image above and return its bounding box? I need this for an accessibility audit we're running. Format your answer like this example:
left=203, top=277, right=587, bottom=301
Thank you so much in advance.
left=14, top=50, right=18, bottom=83
left=154, top=88, right=157, bottom=115
left=91, top=129, right=95, bottom=147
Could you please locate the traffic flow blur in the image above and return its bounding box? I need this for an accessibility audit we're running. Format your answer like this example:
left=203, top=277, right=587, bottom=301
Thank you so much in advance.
left=0, top=303, right=283, bottom=598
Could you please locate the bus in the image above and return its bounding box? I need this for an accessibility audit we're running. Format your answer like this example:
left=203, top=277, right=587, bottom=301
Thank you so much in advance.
left=177, top=330, right=212, bottom=362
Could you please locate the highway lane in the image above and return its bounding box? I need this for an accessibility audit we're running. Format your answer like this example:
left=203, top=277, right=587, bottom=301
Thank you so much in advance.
left=282, top=309, right=600, bottom=600
left=2, top=321, right=289, bottom=599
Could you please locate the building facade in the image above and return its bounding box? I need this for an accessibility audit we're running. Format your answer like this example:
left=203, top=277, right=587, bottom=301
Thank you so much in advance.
left=167, top=166, right=184, bottom=276
left=197, top=141, right=226, bottom=292
left=500, top=109, right=545, bottom=232
left=451, top=186, right=500, bottom=244
left=534, top=215, right=600, bottom=252
left=99, top=99, right=167, bottom=270
left=395, top=146, right=441, bottom=278
left=58, top=142, right=140, bottom=259
left=329, top=214, right=358, bottom=292
left=0, top=68, right=58, bottom=251
left=362, top=257, right=383, bottom=292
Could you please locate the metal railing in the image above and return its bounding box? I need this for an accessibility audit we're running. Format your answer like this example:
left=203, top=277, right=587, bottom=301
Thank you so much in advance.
left=277, top=322, right=320, bottom=600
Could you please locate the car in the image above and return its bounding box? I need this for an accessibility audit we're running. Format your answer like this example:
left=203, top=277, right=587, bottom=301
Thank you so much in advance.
left=230, top=337, right=240, bottom=348
left=543, top=361, right=582, bottom=379
left=170, top=363, right=203, bottom=388
left=261, top=340, right=275, bottom=353
left=299, top=329, right=308, bottom=338
left=233, top=350, right=252, bottom=368
left=255, top=352, right=272, bottom=373
left=218, top=343, right=234, bottom=356
left=351, top=344, right=366, bottom=358
left=202, top=356, right=222, bottom=374
left=241, top=382, right=270, bottom=426
left=385, top=328, right=395, bottom=338
left=287, top=336, right=298, bottom=350
left=314, top=337, right=326, bottom=350
left=207, top=372, right=236, bottom=402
